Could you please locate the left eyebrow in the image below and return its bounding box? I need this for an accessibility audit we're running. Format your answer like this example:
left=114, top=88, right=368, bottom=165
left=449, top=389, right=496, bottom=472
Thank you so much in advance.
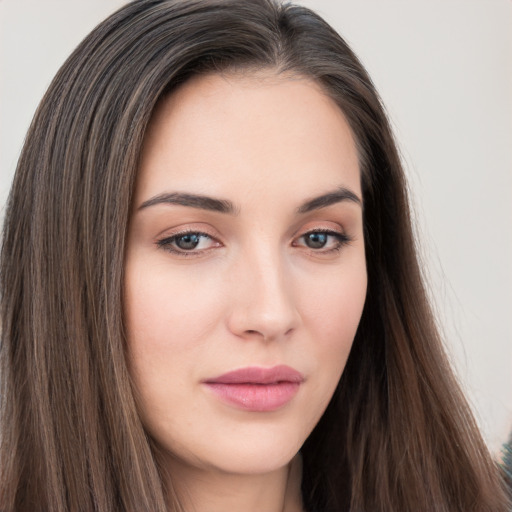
left=297, top=187, right=362, bottom=214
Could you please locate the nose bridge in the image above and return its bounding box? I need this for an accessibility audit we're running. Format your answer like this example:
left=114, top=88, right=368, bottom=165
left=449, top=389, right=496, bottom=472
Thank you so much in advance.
left=227, top=240, right=299, bottom=341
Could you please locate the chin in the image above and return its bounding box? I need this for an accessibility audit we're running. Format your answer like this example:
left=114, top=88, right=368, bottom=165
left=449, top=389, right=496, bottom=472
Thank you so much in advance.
left=160, top=423, right=306, bottom=476
left=214, top=442, right=300, bottom=475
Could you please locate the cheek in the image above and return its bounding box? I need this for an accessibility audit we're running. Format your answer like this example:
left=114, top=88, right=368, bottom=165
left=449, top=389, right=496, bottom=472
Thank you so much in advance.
left=123, top=258, right=229, bottom=423
left=123, top=243, right=367, bottom=472
left=297, top=255, right=367, bottom=385
left=124, top=259, right=225, bottom=355
left=123, top=258, right=229, bottom=437
left=299, top=256, right=367, bottom=343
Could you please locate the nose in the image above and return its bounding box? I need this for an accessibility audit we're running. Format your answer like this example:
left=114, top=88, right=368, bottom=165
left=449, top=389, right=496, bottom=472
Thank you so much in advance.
left=226, top=247, right=300, bottom=342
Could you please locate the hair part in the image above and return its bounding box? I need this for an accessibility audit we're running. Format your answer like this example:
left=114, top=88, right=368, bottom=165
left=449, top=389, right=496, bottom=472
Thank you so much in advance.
left=1, top=0, right=510, bottom=510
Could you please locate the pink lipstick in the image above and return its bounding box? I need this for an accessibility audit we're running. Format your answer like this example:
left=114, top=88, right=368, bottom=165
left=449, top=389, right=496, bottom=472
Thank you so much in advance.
left=203, top=365, right=303, bottom=412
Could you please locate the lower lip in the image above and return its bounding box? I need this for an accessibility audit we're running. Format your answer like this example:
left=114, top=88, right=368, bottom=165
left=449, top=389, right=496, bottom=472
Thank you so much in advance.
left=204, top=382, right=300, bottom=412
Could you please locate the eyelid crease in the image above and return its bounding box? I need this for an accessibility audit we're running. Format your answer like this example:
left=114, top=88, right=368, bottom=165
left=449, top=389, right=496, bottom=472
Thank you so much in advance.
left=153, top=222, right=219, bottom=242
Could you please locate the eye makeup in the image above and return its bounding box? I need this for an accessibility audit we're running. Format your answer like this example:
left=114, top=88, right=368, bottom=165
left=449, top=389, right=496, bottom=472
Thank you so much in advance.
left=155, top=226, right=353, bottom=259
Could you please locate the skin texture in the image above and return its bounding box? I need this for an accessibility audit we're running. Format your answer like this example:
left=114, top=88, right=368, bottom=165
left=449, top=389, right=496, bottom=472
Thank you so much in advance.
left=124, top=72, right=367, bottom=512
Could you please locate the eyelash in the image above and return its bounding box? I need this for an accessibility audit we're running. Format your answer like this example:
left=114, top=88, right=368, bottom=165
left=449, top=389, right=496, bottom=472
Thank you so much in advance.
left=294, top=229, right=352, bottom=254
left=156, top=230, right=216, bottom=257
left=156, top=228, right=352, bottom=257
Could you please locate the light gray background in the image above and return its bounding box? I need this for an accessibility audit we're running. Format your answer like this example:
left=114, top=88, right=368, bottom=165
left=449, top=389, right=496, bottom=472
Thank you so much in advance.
left=1, top=0, right=511, bottom=453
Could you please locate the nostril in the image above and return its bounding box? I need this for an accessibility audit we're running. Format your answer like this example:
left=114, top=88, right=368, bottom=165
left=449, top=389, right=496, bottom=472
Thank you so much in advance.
left=241, top=327, right=295, bottom=341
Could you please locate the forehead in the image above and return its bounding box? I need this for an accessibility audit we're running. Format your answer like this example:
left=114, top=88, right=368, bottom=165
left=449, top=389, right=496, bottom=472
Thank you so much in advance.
left=137, top=72, right=361, bottom=206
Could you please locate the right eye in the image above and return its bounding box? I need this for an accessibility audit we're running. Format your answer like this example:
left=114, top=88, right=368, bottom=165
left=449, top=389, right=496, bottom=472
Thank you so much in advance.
left=156, top=231, right=219, bottom=255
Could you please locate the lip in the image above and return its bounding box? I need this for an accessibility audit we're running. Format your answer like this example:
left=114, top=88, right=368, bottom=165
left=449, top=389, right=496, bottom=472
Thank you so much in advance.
left=203, top=365, right=304, bottom=412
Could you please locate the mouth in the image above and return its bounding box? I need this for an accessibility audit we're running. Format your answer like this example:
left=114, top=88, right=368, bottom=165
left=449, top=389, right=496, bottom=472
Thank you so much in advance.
left=202, top=365, right=304, bottom=412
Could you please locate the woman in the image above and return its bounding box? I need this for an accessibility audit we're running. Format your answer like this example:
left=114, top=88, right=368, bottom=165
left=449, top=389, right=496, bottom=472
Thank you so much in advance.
left=0, top=0, right=509, bottom=511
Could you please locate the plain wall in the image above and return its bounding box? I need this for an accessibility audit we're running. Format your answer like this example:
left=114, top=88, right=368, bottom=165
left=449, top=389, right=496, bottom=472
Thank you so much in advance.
left=1, top=0, right=511, bottom=453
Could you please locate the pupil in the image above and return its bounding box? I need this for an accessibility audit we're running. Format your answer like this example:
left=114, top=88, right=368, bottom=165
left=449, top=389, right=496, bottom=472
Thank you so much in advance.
left=176, top=234, right=200, bottom=250
left=306, top=232, right=327, bottom=249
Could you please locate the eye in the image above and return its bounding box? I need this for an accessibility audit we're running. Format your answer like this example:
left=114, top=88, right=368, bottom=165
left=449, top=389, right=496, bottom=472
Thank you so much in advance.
left=295, top=229, right=350, bottom=253
left=156, top=231, right=219, bottom=255
left=304, top=232, right=330, bottom=249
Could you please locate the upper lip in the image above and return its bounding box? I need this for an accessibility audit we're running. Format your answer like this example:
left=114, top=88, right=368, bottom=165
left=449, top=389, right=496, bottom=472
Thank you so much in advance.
left=204, top=365, right=304, bottom=384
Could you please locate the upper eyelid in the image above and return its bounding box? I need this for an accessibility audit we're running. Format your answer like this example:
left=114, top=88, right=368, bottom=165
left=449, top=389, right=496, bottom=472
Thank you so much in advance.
left=156, top=235, right=347, bottom=259
left=156, top=231, right=220, bottom=257
left=157, top=225, right=346, bottom=241
left=294, top=229, right=349, bottom=244
left=158, top=230, right=217, bottom=245
left=300, top=227, right=344, bottom=234
left=165, top=228, right=213, bottom=237
left=292, top=224, right=345, bottom=239
left=155, top=225, right=219, bottom=242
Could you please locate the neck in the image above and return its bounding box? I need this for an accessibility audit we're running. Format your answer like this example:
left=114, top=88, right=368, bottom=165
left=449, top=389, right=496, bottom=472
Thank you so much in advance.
left=166, top=453, right=304, bottom=512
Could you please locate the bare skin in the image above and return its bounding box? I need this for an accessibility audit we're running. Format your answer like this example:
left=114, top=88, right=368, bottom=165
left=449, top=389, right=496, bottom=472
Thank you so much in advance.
left=124, top=72, right=366, bottom=512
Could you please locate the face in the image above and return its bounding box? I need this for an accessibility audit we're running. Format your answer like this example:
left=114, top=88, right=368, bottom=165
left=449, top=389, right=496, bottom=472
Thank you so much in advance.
left=124, top=72, right=367, bottom=476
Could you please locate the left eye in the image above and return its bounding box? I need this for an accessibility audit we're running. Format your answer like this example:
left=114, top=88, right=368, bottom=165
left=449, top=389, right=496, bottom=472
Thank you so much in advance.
left=303, top=232, right=329, bottom=249
left=296, top=230, right=348, bottom=251
left=157, top=232, right=216, bottom=253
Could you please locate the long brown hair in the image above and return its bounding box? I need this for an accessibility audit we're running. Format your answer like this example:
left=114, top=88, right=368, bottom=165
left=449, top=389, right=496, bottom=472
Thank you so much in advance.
left=1, top=1, right=509, bottom=510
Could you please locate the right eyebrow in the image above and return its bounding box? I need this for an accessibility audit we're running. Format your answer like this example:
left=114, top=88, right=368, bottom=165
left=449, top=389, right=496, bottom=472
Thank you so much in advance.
left=297, top=187, right=362, bottom=214
left=138, top=192, right=238, bottom=215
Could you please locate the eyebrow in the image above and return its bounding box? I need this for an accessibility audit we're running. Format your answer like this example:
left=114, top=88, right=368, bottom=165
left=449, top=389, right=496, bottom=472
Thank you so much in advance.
left=297, top=187, right=362, bottom=213
left=138, top=192, right=238, bottom=214
left=138, top=186, right=362, bottom=215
